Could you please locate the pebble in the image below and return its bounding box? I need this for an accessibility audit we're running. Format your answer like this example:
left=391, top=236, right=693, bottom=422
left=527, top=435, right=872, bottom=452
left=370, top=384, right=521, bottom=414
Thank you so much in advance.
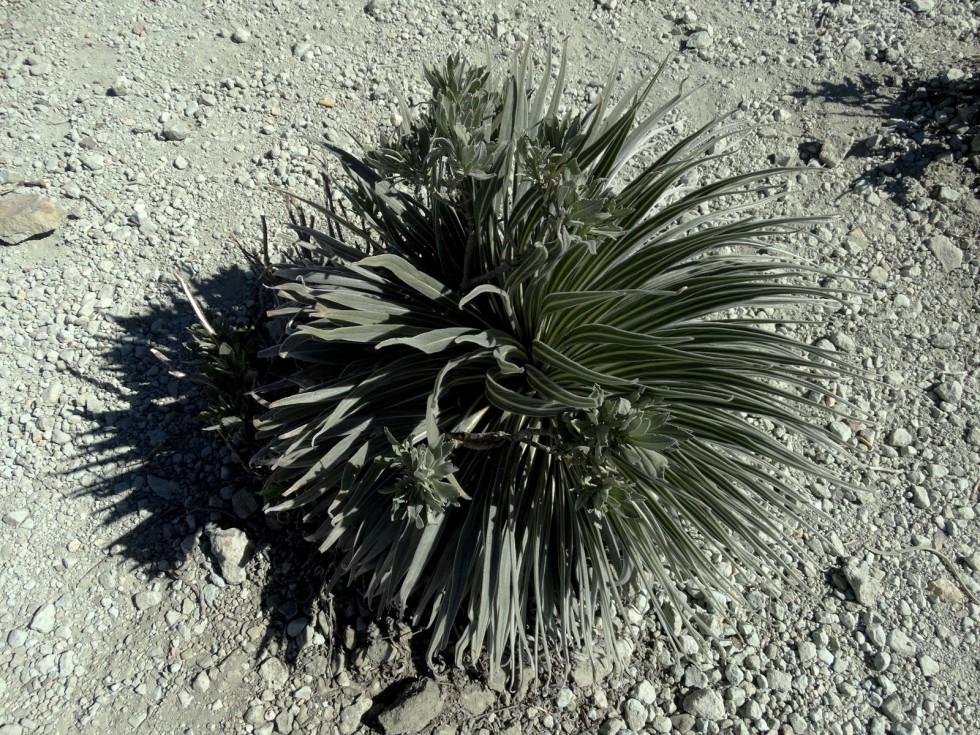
left=206, top=525, right=250, bottom=584
left=928, top=578, right=966, bottom=603
left=258, top=657, right=288, bottom=689
left=926, top=236, right=963, bottom=272
left=682, top=689, right=725, bottom=720
left=687, top=31, right=713, bottom=50
left=174, top=156, right=189, bottom=170
left=2, top=509, right=29, bottom=527
left=0, top=192, right=68, bottom=244
left=162, top=119, right=192, bottom=142
left=378, top=679, right=444, bottom=734
left=887, top=629, right=917, bottom=657
left=919, top=655, right=940, bottom=676
left=110, top=77, right=130, bottom=96
left=134, top=588, right=162, bottom=610
left=844, top=561, right=881, bottom=605
left=886, top=428, right=914, bottom=447
left=29, top=603, right=56, bottom=633
left=622, top=699, right=647, bottom=731
left=79, top=153, right=105, bottom=171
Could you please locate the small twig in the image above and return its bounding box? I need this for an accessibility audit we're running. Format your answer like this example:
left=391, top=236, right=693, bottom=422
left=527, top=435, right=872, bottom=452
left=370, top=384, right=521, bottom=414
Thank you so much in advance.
left=80, top=193, right=106, bottom=215
left=865, top=544, right=980, bottom=606
left=1, top=180, right=46, bottom=194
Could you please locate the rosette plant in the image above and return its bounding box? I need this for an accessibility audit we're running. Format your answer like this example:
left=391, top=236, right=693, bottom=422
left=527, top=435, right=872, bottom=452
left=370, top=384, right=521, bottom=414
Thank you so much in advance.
left=193, top=46, right=858, bottom=678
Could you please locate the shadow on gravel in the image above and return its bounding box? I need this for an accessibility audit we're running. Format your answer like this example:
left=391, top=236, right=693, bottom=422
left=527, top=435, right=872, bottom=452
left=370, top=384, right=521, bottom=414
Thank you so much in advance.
left=66, top=263, right=324, bottom=661
left=69, top=259, right=440, bottom=673
left=791, top=66, right=979, bottom=207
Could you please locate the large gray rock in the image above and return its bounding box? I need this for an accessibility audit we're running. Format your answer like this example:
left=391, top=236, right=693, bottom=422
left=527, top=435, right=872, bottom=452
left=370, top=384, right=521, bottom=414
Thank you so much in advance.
left=927, top=235, right=963, bottom=272
left=206, top=524, right=250, bottom=584
left=682, top=688, right=725, bottom=720
left=0, top=193, right=68, bottom=244
left=378, top=678, right=443, bottom=734
left=29, top=603, right=56, bottom=633
left=844, top=560, right=882, bottom=605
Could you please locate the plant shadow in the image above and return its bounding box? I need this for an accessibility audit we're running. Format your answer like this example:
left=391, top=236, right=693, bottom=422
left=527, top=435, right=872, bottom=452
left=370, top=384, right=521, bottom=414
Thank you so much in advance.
left=65, top=261, right=336, bottom=665
left=789, top=66, right=978, bottom=207
left=67, top=253, right=447, bottom=680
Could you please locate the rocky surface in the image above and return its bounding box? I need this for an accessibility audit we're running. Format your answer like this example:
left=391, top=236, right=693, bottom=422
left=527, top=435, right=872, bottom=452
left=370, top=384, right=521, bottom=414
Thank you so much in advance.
left=0, top=1, right=978, bottom=734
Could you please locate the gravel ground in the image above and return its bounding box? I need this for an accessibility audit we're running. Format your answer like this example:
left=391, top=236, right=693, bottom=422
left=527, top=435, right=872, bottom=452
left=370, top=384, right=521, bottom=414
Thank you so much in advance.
left=1, top=1, right=978, bottom=734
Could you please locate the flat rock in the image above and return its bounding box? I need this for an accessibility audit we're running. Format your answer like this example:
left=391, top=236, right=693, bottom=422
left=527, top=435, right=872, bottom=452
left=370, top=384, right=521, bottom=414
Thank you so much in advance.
left=29, top=603, right=56, bottom=633
left=682, top=688, right=725, bottom=720
left=844, top=560, right=881, bottom=605
left=258, top=656, right=288, bottom=689
left=162, top=118, right=192, bottom=141
left=929, top=578, right=966, bottom=603
left=0, top=193, right=68, bottom=244
left=927, top=235, right=963, bottom=272
left=378, top=678, right=444, bottom=735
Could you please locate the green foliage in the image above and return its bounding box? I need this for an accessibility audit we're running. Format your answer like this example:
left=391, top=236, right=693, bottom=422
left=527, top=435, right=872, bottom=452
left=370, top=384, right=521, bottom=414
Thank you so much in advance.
left=197, top=46, right=860, bottom=679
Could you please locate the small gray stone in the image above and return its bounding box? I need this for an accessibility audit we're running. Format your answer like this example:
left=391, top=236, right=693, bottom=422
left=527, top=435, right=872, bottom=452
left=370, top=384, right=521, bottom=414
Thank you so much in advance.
left=819, top=134, right=850, bottom=168
left=193, top=671, right=211, bottom=693
left=79, top=153, right=105, bottom=171
left=927, top=236, right=963, bottom=272
left=2, top=509, right=29, bottom=527
left=687, top=31, right=713, bottom=50
left=844, top=560, right=881, bottom=605
left=110, top=78, right=130, bottom=96
left=797, top=641, right=817, bottom=663
left=682, top=689, right=725, bottom=720
left=162, top=119, right=192, bottom=142
left=623, top=698, right=648, bottom=731
left=147, top=475, right=178, bottom=499
left=459, top=683, right=494, bottom=716
left=929, top=332, right=956, bottom=349
left=886, top=428, right=913, bottom=448
left=231, top=28, right=252, bottom=43
left=29, top=603, right=56, bottom=633
left=880, top=694, right=905, bottom=723
left=173, top=156, right=189, bottom=170
left=767, top=670, right=792, bottom=692
left=631, top=680, right=657, bottom=706
left=918, top=654, right=939, bottom=676
left=828, top=421, right=853, bottom=443
left=934, top=380, right=963, bottom=404
left=7, top=629, right=28, bottom=647
left=134, top=588, right=162, bottom=610
left=206, top=525, right=250, bottom=584
left=339, top=699, right=370, bottom=735
left=258, top=657, right=288, bottom=689
left=556, top=687, right=574, bottom=708
left=830, top=332, right=856, bottom=352
left=377, top=679, right=443, bottom=735
left=887, top=629, right=917, bottom=657
left=0, top=193, right=68, bottom=244
left=909, top=486, right=931, bottom=509
left=231, top=489, right=259, bottom=519
left=907, top=0, right=934, bottom=12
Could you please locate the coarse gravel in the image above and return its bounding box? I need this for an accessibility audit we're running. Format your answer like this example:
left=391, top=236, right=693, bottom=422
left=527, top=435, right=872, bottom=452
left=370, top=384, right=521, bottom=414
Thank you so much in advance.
left=1, top=1, right=978, bottom=734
